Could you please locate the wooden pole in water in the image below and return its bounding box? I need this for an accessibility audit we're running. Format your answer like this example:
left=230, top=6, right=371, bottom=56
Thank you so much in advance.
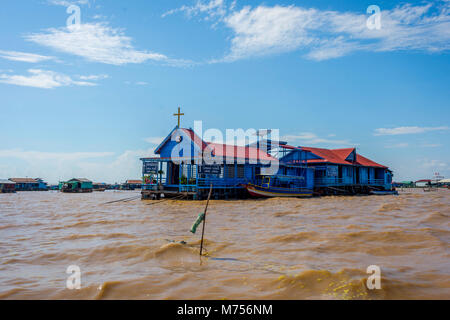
left=199, top=184, right=213, bottom=256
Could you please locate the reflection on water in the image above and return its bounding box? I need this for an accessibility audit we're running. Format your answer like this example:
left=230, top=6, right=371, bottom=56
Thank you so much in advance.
left=0, top=189, right=449, bottom=299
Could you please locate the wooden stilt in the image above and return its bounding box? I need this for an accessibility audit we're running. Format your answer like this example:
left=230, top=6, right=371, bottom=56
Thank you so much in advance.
left=199, top=183, right=213, bottom=256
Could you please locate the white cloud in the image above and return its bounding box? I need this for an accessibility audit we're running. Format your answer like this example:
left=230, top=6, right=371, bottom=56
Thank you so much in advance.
left=0, top=50, right=54, bottom=63
left=374, top=126, right=449, bottom=136
left=199, top=2, right=450, bottom=62
left=47, top=0, right=90, bottom=7
left=144, top=137, right=164, bottom=145
left=75, top=149, right=155, bottom=183
left=221, top=5, right=320, bottom=62
left=0, top=149, right=113, bottom=161
left=281, top=132, right=356, bottom=146
left=385, top=143, right=409, bottom=148
left=162, top=0, right=228, bottom=20
left=420, top=143, right=442, bottom=148
left=78, top=74, right=109, bottom=80
left=25, top=23, right=186, bottom=66
left=125, top=81, right=150, bottom=86
left=0, top=69, right=97, bottom=89
left=422, top=159, right=447, bottom=169
left=0, top=148, right=155, bottom=184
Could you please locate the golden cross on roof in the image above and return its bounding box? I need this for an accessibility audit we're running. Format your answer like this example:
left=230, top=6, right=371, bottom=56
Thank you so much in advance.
left=173, top=107, right=184, bottom=128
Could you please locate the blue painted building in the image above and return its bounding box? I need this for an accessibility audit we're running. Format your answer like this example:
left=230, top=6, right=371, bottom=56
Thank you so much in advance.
left=141, top=126, right=286, bottom=199
left=298, top=147, right=393, bottom=194
left=0, top=179, right=16, bottom=193
left=141, top=118, right=393, bottom=199
left=8, top=178, right=48, bottom=191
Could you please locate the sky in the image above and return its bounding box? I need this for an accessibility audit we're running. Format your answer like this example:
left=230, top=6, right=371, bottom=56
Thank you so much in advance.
left=0, top=0, right=449, bottom=184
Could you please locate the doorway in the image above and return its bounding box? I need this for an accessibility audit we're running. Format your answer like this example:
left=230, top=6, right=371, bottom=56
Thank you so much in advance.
left=355, top=167, right=360, bottom=184
left=170, top=163, right=180, bottom=185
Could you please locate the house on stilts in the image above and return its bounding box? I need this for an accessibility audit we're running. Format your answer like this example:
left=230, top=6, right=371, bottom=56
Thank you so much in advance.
left=280, top=146, right=393, bottom=195
left=140, top=109, right=394, bottom=200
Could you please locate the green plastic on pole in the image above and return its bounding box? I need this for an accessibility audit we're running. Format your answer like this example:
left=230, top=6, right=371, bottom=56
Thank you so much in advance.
left=190, top=212, right=205, bottom=234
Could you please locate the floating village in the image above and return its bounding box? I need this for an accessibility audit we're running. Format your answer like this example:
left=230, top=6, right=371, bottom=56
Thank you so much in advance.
left=1, top=110, right=448, bottom=197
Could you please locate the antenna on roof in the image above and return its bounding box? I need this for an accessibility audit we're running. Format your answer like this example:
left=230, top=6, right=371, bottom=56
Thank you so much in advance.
left=255, top=129, right=272, bottom=137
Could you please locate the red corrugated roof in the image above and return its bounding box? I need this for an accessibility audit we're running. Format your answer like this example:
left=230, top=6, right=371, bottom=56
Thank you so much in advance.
left=301, top=147, right=387, bottom=168
left=155, top=128, right=276, bottom=162
left=280, top=144, right=302, bottom=150
left=9, top=178, right=38, bottom=183
left=126, top=180, right=142, bottom=184
left=205, top=142, right=277, bottom=161
left=181, top=128, right=208, bottom=150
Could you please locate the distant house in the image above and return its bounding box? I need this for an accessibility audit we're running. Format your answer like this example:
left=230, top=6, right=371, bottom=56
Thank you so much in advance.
left=35, top=178, right=48, bottom=191
left=393, top=181, right=415, bottom=188
left=0, top=179, right=16, bottom=193
left=438, top=178, right=450, bottom=187
left=415, top=179, right=431, bottom=187
left=9, top=178, right=39, bottom=191
left=92, top=182, right=107, bottom=191
left=8, top=178, right=48, bottom=191
left=123, top=180, right=142, bottom=190
left=60, top=178, right=93, bottom=193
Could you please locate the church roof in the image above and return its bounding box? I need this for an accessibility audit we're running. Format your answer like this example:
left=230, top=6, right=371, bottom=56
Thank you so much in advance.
left=154, top=127, right=277, bottom=162
left=300, top=147, right=387, bottom=168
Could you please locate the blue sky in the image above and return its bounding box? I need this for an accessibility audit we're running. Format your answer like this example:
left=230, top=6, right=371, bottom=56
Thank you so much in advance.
left=0, top=0, right=448, bottom=183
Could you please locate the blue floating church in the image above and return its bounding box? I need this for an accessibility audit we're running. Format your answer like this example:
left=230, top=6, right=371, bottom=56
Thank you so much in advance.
left=140, top=109, right=394, bottom=200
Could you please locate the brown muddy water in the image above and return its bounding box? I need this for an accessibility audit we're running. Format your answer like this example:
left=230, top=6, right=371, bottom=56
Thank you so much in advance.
left=0, top=189, right=449, bottom=300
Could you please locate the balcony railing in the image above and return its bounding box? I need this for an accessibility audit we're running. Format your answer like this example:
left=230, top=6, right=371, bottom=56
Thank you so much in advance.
left=197, top=177, right=250, bottom=188
left=314, top=178, right=385, bottom=186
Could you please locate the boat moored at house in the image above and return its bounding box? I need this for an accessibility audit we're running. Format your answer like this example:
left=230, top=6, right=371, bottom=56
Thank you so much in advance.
left=92, top=182, right=107, bottom=192
left=122, top=180, right=142, bottom=190
left=59, top=178, right=93, bottom=193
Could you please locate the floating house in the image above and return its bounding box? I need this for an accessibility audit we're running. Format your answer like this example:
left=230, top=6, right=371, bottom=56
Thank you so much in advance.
left=140, top=110, right=394, bottom=199
left=122, top=180, right=142, bottom=190
left=8, top=178, right=48, bottom=191
left=35, top=178, right=49, bottom=191
left=59, top=178, right=93, bottom=193
left=437, top=178, right=450, bottom=188
left=415, top=179, right=432, bottom=187
left=394, top=181, right=415, bottom=188
left=285, top=147, right=393, bottom=194
left=92, top=182, right=107, bottom=192
left=0, top=179, right=16, bottom=193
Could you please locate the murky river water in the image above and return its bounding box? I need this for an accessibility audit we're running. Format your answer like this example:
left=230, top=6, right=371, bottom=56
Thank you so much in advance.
left=0, top=189, right=449, bottom=299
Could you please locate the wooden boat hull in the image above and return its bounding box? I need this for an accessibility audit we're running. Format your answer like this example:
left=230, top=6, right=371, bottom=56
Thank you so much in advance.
left=370, top=190, right=399, bottom=195
left=61, top=189, right=93, bottom=193
left=245, top=184, right=313, bottom=198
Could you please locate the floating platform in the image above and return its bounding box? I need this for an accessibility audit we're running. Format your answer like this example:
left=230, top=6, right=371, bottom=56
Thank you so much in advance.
left=61, top=189, right=93, bottom=193
left=370, top=190, right=399, bottom=195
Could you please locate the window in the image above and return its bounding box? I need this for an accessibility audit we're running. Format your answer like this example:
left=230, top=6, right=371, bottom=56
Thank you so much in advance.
left=225, top=165, right=235, bottom=178
left=237, top=165, right=245, bottom=178
left=346, top=167, right=353, bottom=177
left=314, top=169, right=326, bottom=178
